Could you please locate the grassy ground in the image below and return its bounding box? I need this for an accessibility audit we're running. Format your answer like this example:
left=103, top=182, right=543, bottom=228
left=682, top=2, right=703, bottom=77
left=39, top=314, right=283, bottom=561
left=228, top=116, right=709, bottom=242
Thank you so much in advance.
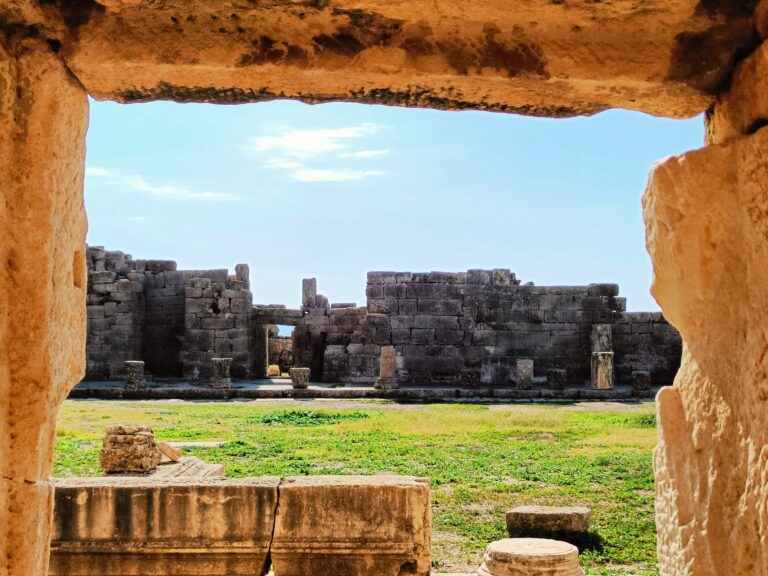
left=55, top=399, right=659, bottom=575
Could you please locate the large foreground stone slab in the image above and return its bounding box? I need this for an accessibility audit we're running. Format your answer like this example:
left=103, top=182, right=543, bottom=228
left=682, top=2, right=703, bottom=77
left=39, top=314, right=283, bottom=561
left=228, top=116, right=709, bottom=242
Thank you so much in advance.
left=49, top=477, right=280, bottom=576
left=271, top=475, right=431, bottom=576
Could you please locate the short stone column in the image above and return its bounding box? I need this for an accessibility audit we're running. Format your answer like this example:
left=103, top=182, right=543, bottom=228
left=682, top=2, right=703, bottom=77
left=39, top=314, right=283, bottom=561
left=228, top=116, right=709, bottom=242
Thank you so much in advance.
left=124, top=361, right=145, bottom=391
left=547, top=369, right=567, bottom=391
left=632, top=370, right=651, bottom=391
left=591, top=352, right=614, bottom=390
left=477, top=538, right=584, bottom=576
left=374, top=346, right=398, bottom=390
left=290, top=367, right=310, bottom=389
left=209, top=358, right=232, bottom=389
left=515, top=359, right=534, bottom=390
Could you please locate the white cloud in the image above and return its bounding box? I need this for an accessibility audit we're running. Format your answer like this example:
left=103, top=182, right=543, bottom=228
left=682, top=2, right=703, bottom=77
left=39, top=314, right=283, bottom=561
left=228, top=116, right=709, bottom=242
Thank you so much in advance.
left=250, top=123, right=383, bottom=159
left=85, top=166, right=238, bottom=202
left=339, top=149, right=390, bottom=159
left=265, top=158, right=304, bottom=169
left=293, top=169, right=384, bottom=183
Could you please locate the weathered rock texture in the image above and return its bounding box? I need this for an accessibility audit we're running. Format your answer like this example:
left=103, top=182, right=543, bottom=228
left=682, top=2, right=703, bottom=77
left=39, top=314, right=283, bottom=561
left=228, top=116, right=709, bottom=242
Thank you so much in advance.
left=99, top=425, right=162, bottom=474
left=49, top=475, right=430, bottom=576
left=49, top=477, right=280, bottom=576
left=0, top=37, right=89, bottom=576
left=271, top=475, right=431, bottom=576
left=644, top=125, right=768, bottom=574
left=477, top=538, right=584, bottom=576
left=10, top=0, right=759, bottom=117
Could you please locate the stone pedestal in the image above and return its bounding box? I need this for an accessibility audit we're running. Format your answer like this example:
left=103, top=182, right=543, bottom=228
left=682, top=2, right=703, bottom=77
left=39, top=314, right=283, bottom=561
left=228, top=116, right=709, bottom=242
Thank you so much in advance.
left=290, top=367, right=310, bottom=389
left=591, top=352, right=614, bottom=390
left=516, top=359, right=534, bottom=390
left=374, top=346, right=398, bottom=390
left=506, top=506, right=591, bottom=547
left=477, top=538, right=584, bottom=576
left=124, top=360, right=145, bottom=390
left=547, top=369, right=567, bottom=391
left=632, top=370, right=651, bottom=391
left=590, top=324, right=613, bottom=353
left=99, top=425, right=162, bottom=474
left=209, top=357, right=232, bottom=389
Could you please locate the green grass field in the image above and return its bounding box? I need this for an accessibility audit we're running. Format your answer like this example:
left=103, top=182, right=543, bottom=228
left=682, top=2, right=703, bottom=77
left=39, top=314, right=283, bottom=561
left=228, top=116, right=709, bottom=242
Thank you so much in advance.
left=54, top=399, right=659, bottom=575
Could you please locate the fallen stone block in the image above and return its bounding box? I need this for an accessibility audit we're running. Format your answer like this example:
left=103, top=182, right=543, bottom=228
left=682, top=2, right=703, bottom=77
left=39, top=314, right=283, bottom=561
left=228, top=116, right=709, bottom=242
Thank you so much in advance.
left=505, top=506, right=591, bottom=548
left=49, top=477, right=279, bottom=576
left=271, top=475, right=431, bottom=576
left=157, top=441, right=181, bottom=462
left=99, top=425, right=162, bottom=474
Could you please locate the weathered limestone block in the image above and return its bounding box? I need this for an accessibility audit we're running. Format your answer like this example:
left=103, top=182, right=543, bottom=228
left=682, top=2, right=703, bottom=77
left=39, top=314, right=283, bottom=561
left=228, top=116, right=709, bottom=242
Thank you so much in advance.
left=644, top=126, right=768, bottom=575
left=477, top=538, right=584, bottom=576
left=208, top=357, right=232, bottom=389
left=0, top=39, right=89, bottom=576
left=124, top=360, right=145, bottom=390
left=374, top=345, right=398, bottom=390
left=99, top=425, right=162, bottom=473
left=271, top=475, right=431, bottom=576
left=516, top=359, right=534, bottom=390
left=302, top=278, right=317, bottom=308
left=590, top=324, right=612, bottom=353
left=710, top=42, right=768, bottom=144
left=290, top=367, right=310, bottom=389
left=506, top=506, right=591, bottom=547
left=49, top=477, right=280, bottom=576
left=590, top=352, right=614, bottom=390
left=547, top=369, right=567, bottom=391
left=31, top=0, right=757, bottom=117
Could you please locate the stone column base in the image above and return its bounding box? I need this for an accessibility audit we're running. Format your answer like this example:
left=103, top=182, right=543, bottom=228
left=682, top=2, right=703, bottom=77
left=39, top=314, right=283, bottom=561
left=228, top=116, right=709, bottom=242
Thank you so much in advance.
left=374, top=377, right=398, bottom=390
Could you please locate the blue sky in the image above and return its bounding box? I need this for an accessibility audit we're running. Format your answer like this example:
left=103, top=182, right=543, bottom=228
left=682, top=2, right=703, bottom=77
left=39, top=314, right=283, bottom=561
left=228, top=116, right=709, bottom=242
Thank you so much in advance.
left=85, top=100, right=703, bottom=311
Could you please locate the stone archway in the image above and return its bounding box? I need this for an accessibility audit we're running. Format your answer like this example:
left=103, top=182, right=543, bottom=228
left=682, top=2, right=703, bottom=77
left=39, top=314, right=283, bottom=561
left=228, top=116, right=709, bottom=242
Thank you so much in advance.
left=1, top=1, right=767, bottom=574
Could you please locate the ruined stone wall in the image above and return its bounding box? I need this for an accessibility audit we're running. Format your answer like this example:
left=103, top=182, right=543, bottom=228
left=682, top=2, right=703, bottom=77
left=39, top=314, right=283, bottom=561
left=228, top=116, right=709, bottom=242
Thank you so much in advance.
left=85, top=246, right=244, bottom=380
left=183, top=276, right=252, bottom=380
left=365, top=270, right=680, bottom=386
left=86, top=249, right=145, bottom=379
left=268, top=336, right=292, bottom=366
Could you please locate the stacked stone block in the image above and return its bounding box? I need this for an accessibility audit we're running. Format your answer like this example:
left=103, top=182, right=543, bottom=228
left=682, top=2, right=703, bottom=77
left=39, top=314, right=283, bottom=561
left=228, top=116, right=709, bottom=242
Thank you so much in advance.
left=86, top=248, right=146, bottom=379
left=183, top=276, right=252, bottom=379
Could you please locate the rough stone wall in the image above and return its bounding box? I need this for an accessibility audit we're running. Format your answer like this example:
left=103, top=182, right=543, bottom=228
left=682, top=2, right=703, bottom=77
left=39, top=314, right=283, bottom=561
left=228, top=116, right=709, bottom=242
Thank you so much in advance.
left=366, top=271, right=680, bottom=386
left=183, top=277, right=252, bottom=380
left=0, top=38, right=89, bottom=576
left=268, top=336, right=292, bottom=366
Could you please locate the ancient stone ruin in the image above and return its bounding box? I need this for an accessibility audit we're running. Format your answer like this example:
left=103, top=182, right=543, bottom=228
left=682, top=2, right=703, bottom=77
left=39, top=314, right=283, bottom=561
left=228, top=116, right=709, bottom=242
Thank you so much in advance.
left=84, top=246, right=681, bottom=391
left=3, top=1, right=768, bottom=575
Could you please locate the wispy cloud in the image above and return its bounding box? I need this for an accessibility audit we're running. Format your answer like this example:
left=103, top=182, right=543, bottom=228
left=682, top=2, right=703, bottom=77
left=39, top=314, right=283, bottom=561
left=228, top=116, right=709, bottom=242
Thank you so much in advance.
left=86, top=166, right=238, bottom=202
left=293, top=169, right=385, bottom=183
left=249, top=123, right=389, bottom=183
left=339, top=148, right=390, bottom=159
left=250, top=123, right=382, bottom=159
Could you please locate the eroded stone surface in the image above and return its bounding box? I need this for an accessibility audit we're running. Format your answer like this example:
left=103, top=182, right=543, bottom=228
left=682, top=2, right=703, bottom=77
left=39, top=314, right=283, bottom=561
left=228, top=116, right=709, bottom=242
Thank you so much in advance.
left=644, top=126, right=768, bottom=575
left=477, top=538, right=584, bottom=576
left=505, top=507, right=591, bottom=547
left=100, top=425, right=162, bottom=473
left=0, top=37, right=89, bottom=576
left=49, top=477, right=279, bottom=576
left=7, top=0, right=760, bottom=117
left=272, top=475, right=431, bottom=576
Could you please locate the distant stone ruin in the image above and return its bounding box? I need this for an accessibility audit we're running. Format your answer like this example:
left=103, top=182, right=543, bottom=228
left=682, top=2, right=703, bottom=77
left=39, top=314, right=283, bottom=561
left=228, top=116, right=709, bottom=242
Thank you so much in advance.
left=84, top=246, right=681, bottom=389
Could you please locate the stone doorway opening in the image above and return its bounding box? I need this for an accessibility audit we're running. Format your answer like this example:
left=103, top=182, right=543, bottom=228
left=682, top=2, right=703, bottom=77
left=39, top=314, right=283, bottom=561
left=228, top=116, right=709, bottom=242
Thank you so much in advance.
left=269, top=325, right=294, bottom=378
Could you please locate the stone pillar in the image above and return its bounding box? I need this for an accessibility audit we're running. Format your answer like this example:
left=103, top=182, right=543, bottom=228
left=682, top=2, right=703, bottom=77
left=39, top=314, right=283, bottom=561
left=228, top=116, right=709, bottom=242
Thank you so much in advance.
left=0, top=40, right=89, bottom=576
left=124, top=361, right=145, bottom=390
left=209, top=358, right=232, bottom=389
left=290, top=367, right=310, bottom=389
left=644, top=117, right=768, bottom=573
left=302, top=278, right=317, bottom=308
left=590, top=324, right=614, bottom=389
left=374, top=346, right=398, bottom=390
left=477, top=538, right=584, bottom=576
left=515, top=359, right=533, bottom=390
left=591, top=352, right=614, bottom=390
